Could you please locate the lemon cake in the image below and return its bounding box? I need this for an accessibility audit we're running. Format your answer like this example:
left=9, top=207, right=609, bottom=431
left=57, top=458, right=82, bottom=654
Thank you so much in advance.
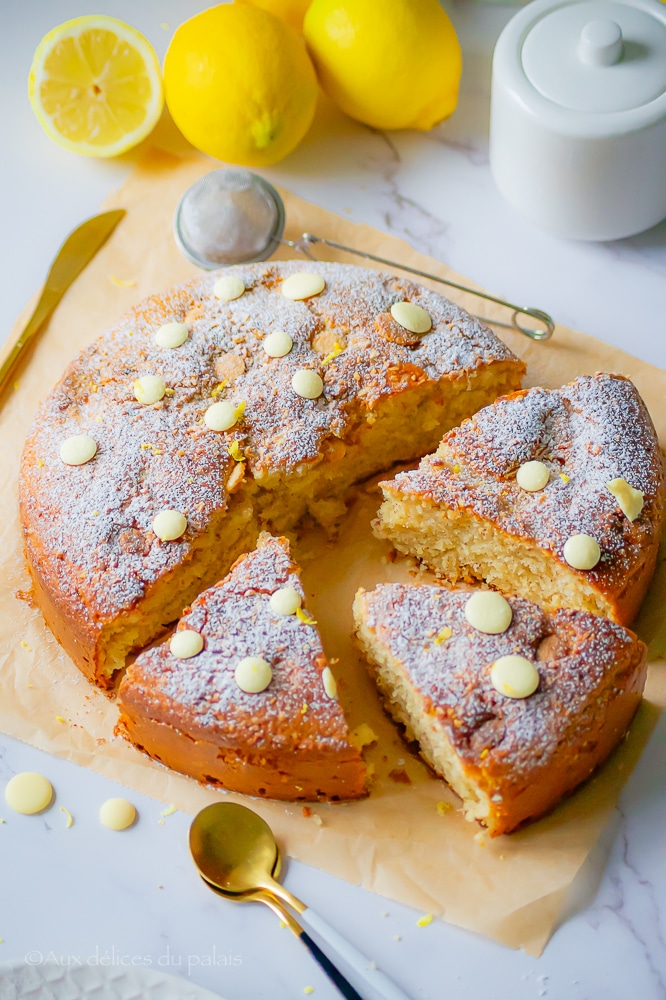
left=19, top=260, right=524, bottom=688
left=117, top=533, right=367, bottom=800
left=353, top=583, right=647, bottom=835
left=375, top=373, right=664, bottom=626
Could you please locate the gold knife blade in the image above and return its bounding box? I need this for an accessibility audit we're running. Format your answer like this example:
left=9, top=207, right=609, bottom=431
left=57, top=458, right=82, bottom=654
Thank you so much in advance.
left=0, top=208, right=126, bottom=401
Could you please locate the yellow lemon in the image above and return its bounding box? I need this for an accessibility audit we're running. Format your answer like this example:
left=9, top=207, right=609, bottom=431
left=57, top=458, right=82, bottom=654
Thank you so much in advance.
left=235, top=0, right=313, bottom=32
left=28, top=15, right=163, bottom=157
left=164, top=5, right=318, bottom=167
left=304, top=0, right=462, bottom=130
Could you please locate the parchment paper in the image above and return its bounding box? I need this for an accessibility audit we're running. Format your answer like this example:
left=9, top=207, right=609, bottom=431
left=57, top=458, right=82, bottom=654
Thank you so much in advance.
left=1, top=149, right=665, bottom=956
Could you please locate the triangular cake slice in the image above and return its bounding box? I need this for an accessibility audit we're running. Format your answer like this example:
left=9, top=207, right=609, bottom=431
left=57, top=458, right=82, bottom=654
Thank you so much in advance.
left=375, top=373, right=665, bottom=625
left=117, top=534, right=367, bottom=801
left=353, top=583, right=647, bottom=835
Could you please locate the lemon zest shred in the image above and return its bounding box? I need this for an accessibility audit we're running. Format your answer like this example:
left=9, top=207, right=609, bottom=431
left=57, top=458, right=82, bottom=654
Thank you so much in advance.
left=433, top=626, right=452, bottom=645
left=417, top=913, right=433, bottom=928
left=228, top=441, right=245, bottom=462
left=60, top=806, right=74, bottom=828
left=295, top=607, right=317, bottom=626
left=109, top=274, right=137, bottom=287
left=321, top=342, right=344, bottom=365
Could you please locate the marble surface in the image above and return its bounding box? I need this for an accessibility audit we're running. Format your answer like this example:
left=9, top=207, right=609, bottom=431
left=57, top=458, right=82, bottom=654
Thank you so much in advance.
left=2, top=2, right=666, bottom=998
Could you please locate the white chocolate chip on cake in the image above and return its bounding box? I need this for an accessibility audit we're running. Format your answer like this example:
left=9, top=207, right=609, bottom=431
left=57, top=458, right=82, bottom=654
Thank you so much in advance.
left=292, top=370, right=324, bottom=399
left=60, top=434, right=97, bottom=466
left=235, top=656, right=272, bottom=693
left=99, top=797, right=136, bottom=830
left=269, top=586, right=302, bottom=616
left=263, top=330, right=293, bottom=358
left=152, top=509, right=187, bottom=541
left=606, top=477, right=644, bottom=521
left=281, top=272, right=326, bottom=300
left=322, top=666, right=337, bottom=700
left=390, top=301, right=432, bottom=335
left=5, top=772, right=53, bottom=814
left=213, top=275, right=246, bottom=301
left=134, top=375, right=166, bottom=405
left=155, top=321, right=189, bottom=349
left=464, top=591, right=512, bottom=634
left=563, top=533, right=601, bottom=570
left=170, top=630, right=204, bottom=659
left=490, top=655, right=539, bottom=699
left=516, top=460, right=549, bottom=492
left=204, top=400, right=238, bottom=432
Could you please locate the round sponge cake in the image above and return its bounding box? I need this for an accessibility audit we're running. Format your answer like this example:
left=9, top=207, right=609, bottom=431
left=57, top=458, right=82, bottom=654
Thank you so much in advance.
left=19, top=261, right=524, bottom=688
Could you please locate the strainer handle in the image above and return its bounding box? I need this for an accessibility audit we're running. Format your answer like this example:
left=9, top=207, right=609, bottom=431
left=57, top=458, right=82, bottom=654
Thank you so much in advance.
left=290, top=234, right=554, bottom=341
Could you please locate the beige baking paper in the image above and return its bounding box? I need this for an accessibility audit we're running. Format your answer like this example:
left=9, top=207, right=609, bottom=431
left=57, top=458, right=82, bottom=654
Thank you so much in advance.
left=1, top=149, right=665, bottom=957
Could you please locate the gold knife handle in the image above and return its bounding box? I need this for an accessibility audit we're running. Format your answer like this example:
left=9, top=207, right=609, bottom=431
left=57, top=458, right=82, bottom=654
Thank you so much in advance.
left=0, top=208, right=126, bottom=402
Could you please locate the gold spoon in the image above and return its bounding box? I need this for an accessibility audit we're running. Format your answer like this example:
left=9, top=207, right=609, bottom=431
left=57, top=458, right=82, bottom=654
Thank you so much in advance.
left=190, top=802, right=411, bottom=1000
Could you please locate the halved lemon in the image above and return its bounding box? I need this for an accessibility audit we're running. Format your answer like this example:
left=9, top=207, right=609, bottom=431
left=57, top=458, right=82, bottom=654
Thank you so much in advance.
left=28, top=15, right=163, bottom=157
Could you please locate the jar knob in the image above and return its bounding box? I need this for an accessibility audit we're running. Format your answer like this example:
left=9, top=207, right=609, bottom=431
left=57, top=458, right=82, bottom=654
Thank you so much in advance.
left=579, top=19, right=623, bottom=67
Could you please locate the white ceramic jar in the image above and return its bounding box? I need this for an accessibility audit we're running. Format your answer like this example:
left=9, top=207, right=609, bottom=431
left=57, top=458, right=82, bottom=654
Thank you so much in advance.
left=489, top=0, right=666, bottom=240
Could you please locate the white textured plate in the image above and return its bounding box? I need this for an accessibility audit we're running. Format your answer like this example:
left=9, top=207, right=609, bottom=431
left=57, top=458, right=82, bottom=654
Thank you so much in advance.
left=0, top=960, right=224, bottom=999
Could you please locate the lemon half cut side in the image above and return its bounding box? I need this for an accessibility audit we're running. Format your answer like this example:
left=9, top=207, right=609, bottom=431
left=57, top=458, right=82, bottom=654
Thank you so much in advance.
left=28, top=15, right=164, bottom=158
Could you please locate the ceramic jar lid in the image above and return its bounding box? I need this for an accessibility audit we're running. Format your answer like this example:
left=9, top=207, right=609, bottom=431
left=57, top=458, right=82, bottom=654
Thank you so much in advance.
left=489, top=0, right=666, bottom=240
left=521, top=1, right=666, bottom=114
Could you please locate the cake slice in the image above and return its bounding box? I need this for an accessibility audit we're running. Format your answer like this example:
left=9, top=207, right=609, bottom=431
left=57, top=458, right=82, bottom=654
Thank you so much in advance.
left=353, top=583, right=647, bottom=835
left=375, top=373, right=665, bottom=625
left=116, top=534, right=367, bottom=801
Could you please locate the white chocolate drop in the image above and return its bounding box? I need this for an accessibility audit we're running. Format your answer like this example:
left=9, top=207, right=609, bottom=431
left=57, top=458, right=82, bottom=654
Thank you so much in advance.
left=235, top=656, right=272, bottom=694
left=263, top=331, right=293, bottom=358
left=322, top=666, right=338, bottom=700
left=170, top=629, right=204, bottom=659
left=563, top=533, right=601, bottom=570
left=491, top=655, right=539, bottom=699
left=390, top=301, right=432, bottom=335
left=464, top=591, right=512, bottom=635
left=204, top=400, right=238, bottom=432
left=155, top=322, right=189, bottom=349
left=213, top=275, right=246, bottom=301
left=134, top=375, right=166, bottom=405
left=281, top=272, right=325, bottom=300
left=269, top=586, right=302, bottom=616
left=60, top=434, right=97, bottom=466
left=99, top=798, right=136, bottom=831
left=5, top=772, right=53, bottom=814
left=606, top=477, right=644, bottom=521
left=152, top=509, right=187, bottom=541
left=292, top=370, right=324, bottom=399
left=516, top=460, right=549, bottom=492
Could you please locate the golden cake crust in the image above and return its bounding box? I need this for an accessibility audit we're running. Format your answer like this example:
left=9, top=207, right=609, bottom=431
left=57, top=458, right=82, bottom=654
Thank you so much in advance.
left=353, top=583, right=647, bottom=835
left=117, top=534, right=367, bottom=801
left=376, top=373, right=665, bottom=625
left=19, top=260, right=524, bottom=685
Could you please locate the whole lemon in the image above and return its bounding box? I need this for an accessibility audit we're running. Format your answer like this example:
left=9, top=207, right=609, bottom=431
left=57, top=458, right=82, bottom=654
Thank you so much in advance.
left=164, top=4, right=318, bottom=166
left=235, top=0, right=313, bottom=32
left=304, top=0, right=462, bottom=131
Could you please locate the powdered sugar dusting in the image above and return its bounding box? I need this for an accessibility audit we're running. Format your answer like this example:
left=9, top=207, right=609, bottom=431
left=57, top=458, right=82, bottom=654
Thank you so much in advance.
left=124, top=535, right=351, bottom=752
left=20, top=261, right=520, bottom=625
left=387, top=373, right=665, bottom=574
left=358, top=583, right=641, bottom=775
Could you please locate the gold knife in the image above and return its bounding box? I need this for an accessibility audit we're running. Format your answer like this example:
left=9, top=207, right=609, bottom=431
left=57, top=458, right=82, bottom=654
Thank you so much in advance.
left=0, top=208, right=126, bottom=401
